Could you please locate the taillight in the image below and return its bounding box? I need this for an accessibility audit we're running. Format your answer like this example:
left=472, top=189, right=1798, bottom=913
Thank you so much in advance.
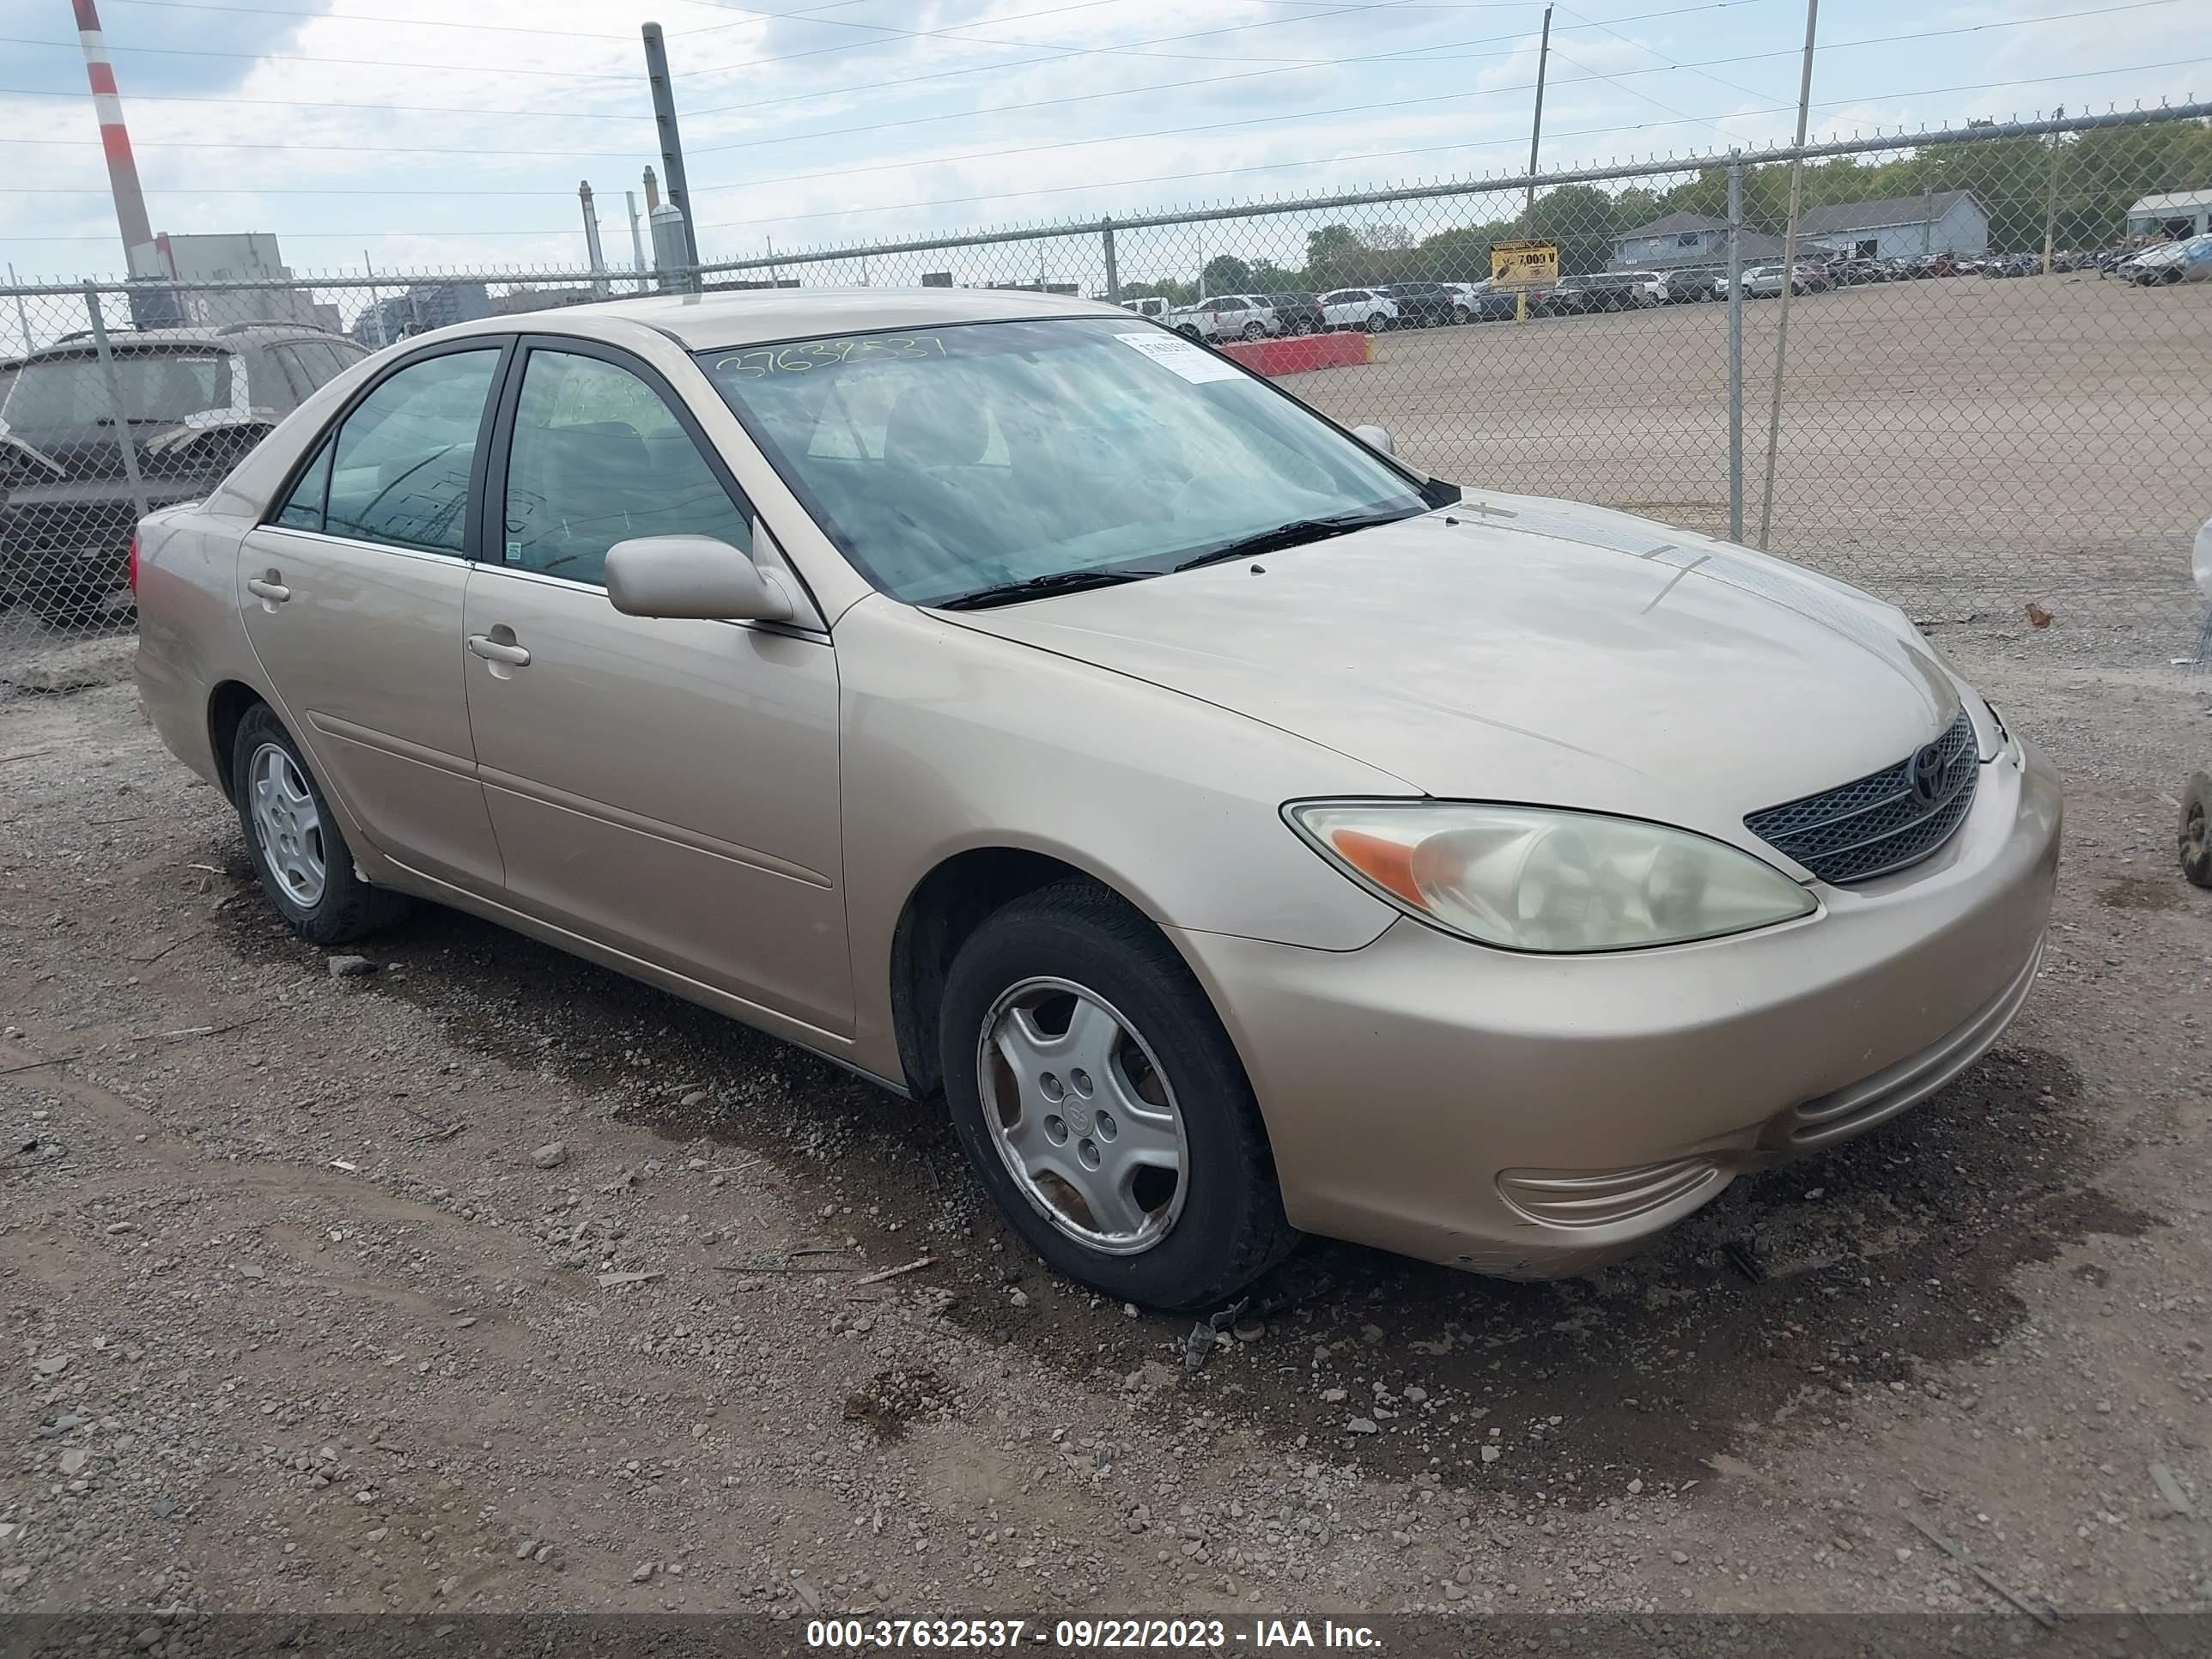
left=127, top=530, right=140, bottom=594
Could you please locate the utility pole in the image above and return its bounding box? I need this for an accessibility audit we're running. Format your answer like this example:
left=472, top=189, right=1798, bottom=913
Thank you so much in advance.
left=2041, top=106, right=2066, bottom=275
left=641, top=24, right=700, bottom=271
left=579, top=181, right=610, bottom=299
left=1755, top=0, right=1818, bottom=551
left=1525, top=3, right=1553, bottom=220
left=8, top=263, right=33, bottom=356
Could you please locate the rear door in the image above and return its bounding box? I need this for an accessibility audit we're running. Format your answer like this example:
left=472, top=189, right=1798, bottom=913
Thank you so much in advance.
left=237, top=338, right=509, bottom=893
left=459, top=336, right=851, bottom=1037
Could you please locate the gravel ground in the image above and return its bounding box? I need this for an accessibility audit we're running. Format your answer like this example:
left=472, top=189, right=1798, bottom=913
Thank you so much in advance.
left=1, top=623, right=2209, bottom=1625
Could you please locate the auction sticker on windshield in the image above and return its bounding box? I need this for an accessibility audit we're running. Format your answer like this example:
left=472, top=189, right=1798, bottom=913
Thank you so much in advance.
left=1114, top=331, right=1243, bottom=383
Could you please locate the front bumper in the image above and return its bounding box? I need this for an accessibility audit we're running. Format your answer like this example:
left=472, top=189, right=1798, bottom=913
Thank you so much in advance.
left=1170, top=737, right=2063, bottom=1278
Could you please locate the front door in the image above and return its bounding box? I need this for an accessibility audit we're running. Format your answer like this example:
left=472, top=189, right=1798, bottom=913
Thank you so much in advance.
left=459, top=339, right=851, bottom=1038
left=238, top=341, right=508, bottom=893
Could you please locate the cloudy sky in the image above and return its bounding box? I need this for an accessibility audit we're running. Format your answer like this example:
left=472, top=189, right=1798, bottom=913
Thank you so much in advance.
left=0, top=0, right=2201, bottom=286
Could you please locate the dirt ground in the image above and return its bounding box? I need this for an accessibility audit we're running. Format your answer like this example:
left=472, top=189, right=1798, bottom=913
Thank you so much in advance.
left=1, top=619, right=2209, bottom=1626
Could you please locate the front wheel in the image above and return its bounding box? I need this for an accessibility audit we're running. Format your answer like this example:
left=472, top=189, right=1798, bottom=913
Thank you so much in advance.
left=1364, top=313, right=1387, bottom=333
left=230, top=702, right=411, bottom=944
left=1451, top=306, right=1470, bottom=325
left=2181, top=772, right=2212, bottom=888
left=1240, top=321, right=1267, bottom=340
left=939, top=881, right=1296, bottom=1311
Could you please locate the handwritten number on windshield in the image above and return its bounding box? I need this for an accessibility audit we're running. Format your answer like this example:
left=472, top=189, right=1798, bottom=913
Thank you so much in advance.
left=712, top=336, right=947, bottom=378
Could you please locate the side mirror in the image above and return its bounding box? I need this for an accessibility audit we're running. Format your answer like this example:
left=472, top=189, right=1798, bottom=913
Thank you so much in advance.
left=1351, top=423, right=1395, bottom=456
left=604, top=535, right=794, bottom=623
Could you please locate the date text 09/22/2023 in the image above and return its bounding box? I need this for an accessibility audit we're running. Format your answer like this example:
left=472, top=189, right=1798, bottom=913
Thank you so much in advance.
left=805, top=1617, right=1383, bottom=1650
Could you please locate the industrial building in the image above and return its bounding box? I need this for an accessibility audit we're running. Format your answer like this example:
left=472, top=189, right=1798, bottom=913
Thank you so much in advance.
left=1609, top=191, right=1990, bottom=270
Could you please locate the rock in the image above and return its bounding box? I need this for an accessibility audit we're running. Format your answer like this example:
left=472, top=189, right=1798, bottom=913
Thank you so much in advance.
left=327, top=955, right=377, bottom=979
left=30, top=1355, right=70, bottom=1376
left=1627, top=1479, right=1644, bottom=1495
left=152, top=1498, right=177, bottom=1520
left=1232, top=1319, right=1265, bottom=1343
left=1672, top=1551, right=1690, bottom=1565
left=58, top=1449, right=88, bottom=1476
left=532, top=1142, right=569, bottom=1170
left=1321, top=1388, right=1346, bottom=1403
left=1347, top=1418, right=1378, bottom=1435
left=680, top=1090, right=710, bottom=1108
left=1480, top=1445, right=1502, bottom=1464
left=134, top=1626, right=162, bottom=1650
left=516, top=1540, right=539, bottom=1560
left=632, top=1562, right=656, bottom=1583
left=792, top=1575, right=823, bottom=1612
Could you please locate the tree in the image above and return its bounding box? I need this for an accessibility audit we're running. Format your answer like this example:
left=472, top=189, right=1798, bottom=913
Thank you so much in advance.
left=1201, top=254, right=1253, bottom=294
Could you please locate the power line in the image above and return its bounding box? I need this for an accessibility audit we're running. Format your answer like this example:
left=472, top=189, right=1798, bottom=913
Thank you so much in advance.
left=690, top=58, right=2209, bottom=235
left=0, top=84, right=651, bottom=120
left=680, top=0, right=1464, bottom=104
left=0, top=33, right=641, bottom=81
left=1544, top=44, right=1732, bottom=138
left=685, top=0, right=1765, bottom=157
left=1553, top=2, right=1779, bottom=106
left=684, top=0, right=2179, bottom=191
left=93, top=0, right=641, bottom=40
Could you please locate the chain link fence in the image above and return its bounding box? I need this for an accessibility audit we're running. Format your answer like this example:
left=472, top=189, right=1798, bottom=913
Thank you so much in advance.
left=3, top=104, right=2208, bottom=696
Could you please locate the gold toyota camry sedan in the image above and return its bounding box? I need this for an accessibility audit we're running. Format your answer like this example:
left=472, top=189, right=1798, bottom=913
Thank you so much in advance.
left=133, top=289, right=2061, bottom=1310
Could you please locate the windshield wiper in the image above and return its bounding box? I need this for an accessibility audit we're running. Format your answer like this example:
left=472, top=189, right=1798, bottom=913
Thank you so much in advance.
left=1171, top=507, right=1417, bottom=572
left=931, top=567, right=1157, bottom=611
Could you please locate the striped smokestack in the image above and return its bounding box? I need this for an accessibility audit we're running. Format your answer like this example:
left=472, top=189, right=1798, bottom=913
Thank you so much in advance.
left=75, top=0, right=162, bottom=278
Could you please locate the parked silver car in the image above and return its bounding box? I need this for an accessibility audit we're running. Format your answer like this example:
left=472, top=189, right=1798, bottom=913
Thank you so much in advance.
left=1165, top=295, right=1279, bottom=342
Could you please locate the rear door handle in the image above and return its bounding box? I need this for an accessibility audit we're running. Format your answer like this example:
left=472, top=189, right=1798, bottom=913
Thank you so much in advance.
left=246, top=574, right=290, bottom=604
left=467, top=633, right=532, bottom=667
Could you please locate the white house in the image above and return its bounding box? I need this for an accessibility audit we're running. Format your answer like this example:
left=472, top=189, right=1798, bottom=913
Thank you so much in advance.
left=2127, top=190, right=2212, bottom=240
left=1607, top=212, right=1785, bottom=270
left=1795, top=191, right=1990, bottom=261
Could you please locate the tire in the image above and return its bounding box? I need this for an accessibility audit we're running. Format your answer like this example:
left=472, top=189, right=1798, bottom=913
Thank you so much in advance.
left=1451, top=306, right=1470, bottom=325
left=939, top=879, right=1296, bottom=1311
left=230, top=702, right=411, bottom=945
left=1364, top=313, right=1387, bottom=333
left=2181, top=772, right=2212, bottom=889
left=1240, top=321, right=1266, bottom=340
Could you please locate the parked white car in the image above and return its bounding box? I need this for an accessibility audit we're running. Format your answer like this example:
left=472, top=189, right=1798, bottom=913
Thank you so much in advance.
left=1165, top=295, right=1280, bottom=342
left=1316, top=288, right=1400, bottom=332
left=1121, top=296, right=1171, bottom=319
left=2125, top=233, right=2212, bottom=286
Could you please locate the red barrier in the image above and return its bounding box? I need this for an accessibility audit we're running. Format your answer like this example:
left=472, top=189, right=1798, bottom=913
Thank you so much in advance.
left=1216, top=331, right=1372, bottom=377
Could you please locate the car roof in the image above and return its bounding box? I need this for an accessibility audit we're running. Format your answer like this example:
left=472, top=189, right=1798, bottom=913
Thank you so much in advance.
left=418, top=286, right=1127, bottom=353
left=20, top=322, right=353, bottom=361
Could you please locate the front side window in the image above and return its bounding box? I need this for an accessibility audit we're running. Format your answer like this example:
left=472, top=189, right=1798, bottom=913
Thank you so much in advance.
left=497, top=349, right=750, bottom=586
left=325, top=348, right=500, bottom=554
left=275, top=440, right=332, bottom=531
left=698, top=317, right=1432, bottom=607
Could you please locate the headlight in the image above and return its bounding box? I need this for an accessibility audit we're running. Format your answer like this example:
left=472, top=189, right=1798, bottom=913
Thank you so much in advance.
left=1285, top=800, right=1817, bottom=953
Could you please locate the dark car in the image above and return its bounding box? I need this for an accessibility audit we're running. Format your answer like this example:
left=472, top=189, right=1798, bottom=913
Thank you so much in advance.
left=1264, top=292, right=1327, bottom=335
left=1826, top=258, right=1887, bottom=286
left=1661, top=266, right=1726, bottom=303
left=0, top=322, right=368, bottom=625
left=1375, top=282, right=1459, bottom=327
left=1551, top=271, right=1657, bottom=313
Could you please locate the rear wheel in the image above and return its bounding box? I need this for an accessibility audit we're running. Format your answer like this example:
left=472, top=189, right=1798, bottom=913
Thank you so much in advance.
left=230, top=702, right=411, bottom=945
left=939, top=880, right=1296, bottom=1311
left=1364, top=313, right=1388, bottom=333
left=2180, top=773, right=2212, bottom=889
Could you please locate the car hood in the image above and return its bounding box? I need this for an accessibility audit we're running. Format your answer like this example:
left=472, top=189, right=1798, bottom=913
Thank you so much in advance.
left=939, top=495, right=1965, bottom=848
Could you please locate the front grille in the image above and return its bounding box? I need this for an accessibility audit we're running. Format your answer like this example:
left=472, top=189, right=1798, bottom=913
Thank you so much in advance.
left=1744, top=708, right=1979, bottom=884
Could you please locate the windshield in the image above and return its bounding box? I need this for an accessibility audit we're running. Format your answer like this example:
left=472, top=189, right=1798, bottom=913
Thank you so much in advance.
left=3, top=349, right=234, bottom=429
left=696, top=316, right=1431, bottom=606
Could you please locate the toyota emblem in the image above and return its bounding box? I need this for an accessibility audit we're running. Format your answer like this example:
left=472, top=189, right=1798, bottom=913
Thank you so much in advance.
left=1907, top=742, right=1948, bottom=809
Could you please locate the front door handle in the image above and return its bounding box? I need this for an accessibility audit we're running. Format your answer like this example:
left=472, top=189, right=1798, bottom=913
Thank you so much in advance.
left=467, top=633, right=532, bottom=667
left=246, top=574, right=290, bottom=604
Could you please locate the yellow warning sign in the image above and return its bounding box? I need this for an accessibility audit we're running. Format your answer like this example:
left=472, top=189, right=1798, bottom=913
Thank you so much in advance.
left=1491, top=240, right=1559, bottom=285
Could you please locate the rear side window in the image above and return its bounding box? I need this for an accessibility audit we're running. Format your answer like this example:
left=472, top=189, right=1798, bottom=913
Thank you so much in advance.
left=324, top=348, right=501, bottom=555
left=4, top=349, right=232, bottom=428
